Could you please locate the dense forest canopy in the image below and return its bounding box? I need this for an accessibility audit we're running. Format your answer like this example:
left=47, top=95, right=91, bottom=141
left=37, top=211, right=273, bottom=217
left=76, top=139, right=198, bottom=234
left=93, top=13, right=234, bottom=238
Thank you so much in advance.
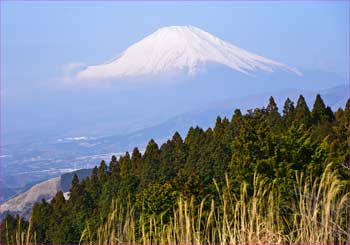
left=2, top=94, right=350, bottom=244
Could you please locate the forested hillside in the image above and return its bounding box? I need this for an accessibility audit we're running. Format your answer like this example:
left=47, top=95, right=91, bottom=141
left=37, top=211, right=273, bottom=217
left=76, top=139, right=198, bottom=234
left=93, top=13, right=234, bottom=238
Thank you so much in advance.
left=2, top=94, right=350, bottom=244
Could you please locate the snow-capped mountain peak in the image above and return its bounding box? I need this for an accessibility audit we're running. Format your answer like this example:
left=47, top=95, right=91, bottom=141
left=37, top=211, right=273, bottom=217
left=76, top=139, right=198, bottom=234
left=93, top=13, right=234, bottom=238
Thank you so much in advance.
left=77, top=25, right=302, bottom=80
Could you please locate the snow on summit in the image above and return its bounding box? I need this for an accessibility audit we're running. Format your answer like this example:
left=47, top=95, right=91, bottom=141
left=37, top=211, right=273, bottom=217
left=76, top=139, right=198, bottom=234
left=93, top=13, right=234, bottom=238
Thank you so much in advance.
left=77, top=26, right=302, bottom=80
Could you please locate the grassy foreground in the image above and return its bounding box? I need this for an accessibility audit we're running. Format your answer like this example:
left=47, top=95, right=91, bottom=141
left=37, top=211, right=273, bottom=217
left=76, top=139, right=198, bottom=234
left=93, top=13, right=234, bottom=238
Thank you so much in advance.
left=79, top=164, right=350, bottom=245
left=5, top=164, right=350, bottom=245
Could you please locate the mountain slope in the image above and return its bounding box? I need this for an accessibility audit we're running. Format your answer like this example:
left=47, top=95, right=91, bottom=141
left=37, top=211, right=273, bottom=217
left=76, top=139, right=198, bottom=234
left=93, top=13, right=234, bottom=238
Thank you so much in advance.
left=77, top=26, right=301, bottom=80
left=0, top=169, right=92, bottom=220
left=0, top=177, right=61, bottom=219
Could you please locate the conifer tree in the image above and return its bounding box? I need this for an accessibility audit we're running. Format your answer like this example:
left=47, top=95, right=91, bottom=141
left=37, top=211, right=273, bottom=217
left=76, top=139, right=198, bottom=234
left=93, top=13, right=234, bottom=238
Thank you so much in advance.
left=294, top=95, right=311, bottom=126
left=311, top=94, right=327, bottom=124
left=131, top=147, right=142, bottom=173
left=109, top=155, right=118, bottom=173
left=283, top=97, right=295, bottom=126
left=119, top=152, right=131, bottom=177
left=266, top=96, right=282, bottom=130
left=172, top=131, right=183, bottom=144
left=70, top=174, right=79, bottom=192
left=98, top=160, right=107, bottom=181
left=91, top=166, right=99, bottom=183
left=51, top=191, right=66, bottom=210
left=214, top=116, right=224, bottom=139
left=142, top=139, right=160, bottom=183
left=325, top=106, right=335, bottom=123
left=221, top=117, right=229, bottom=129
left=228, top=109, right=243, bottom=140
left=68, top=175, right=84, bottom=206
left=171, top=131, right=186, bottom=167
left=231, top=108, right=242, bottom=121
left=267, top=96, right=278, bottom=114
left=111, top=155, right=117, bottom=162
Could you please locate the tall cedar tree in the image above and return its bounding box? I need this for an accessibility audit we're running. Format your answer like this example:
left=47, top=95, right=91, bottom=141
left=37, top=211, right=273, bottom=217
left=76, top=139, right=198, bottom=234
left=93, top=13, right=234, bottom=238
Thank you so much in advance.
left=294, top=95, right=311, bottom=127
left=283, top=97, right=295, bottom=127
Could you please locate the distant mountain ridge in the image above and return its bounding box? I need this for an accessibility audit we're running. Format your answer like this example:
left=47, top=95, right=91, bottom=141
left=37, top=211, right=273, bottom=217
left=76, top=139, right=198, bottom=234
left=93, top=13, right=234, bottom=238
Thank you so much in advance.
left=103, top=83, right=350, bottom=145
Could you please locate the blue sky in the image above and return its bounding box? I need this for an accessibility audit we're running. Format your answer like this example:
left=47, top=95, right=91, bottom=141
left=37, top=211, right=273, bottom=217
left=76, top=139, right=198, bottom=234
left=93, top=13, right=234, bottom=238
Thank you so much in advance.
left=1, top=1, right=349, bottom=138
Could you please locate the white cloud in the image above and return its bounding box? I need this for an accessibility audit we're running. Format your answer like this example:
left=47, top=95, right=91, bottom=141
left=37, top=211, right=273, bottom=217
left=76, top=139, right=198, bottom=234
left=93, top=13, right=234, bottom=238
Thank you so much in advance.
left=54, top=61, right=121, bottom=89
left=58, top=62, right=85, bottom=74
left=54, top=62, right=105, bottom=88
left=59, top=62, right=85, bottom=73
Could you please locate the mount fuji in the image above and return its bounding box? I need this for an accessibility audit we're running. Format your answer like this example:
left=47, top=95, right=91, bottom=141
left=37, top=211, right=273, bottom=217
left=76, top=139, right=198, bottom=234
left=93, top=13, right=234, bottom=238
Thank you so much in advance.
left=77, top=25, right=302, bottom=81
